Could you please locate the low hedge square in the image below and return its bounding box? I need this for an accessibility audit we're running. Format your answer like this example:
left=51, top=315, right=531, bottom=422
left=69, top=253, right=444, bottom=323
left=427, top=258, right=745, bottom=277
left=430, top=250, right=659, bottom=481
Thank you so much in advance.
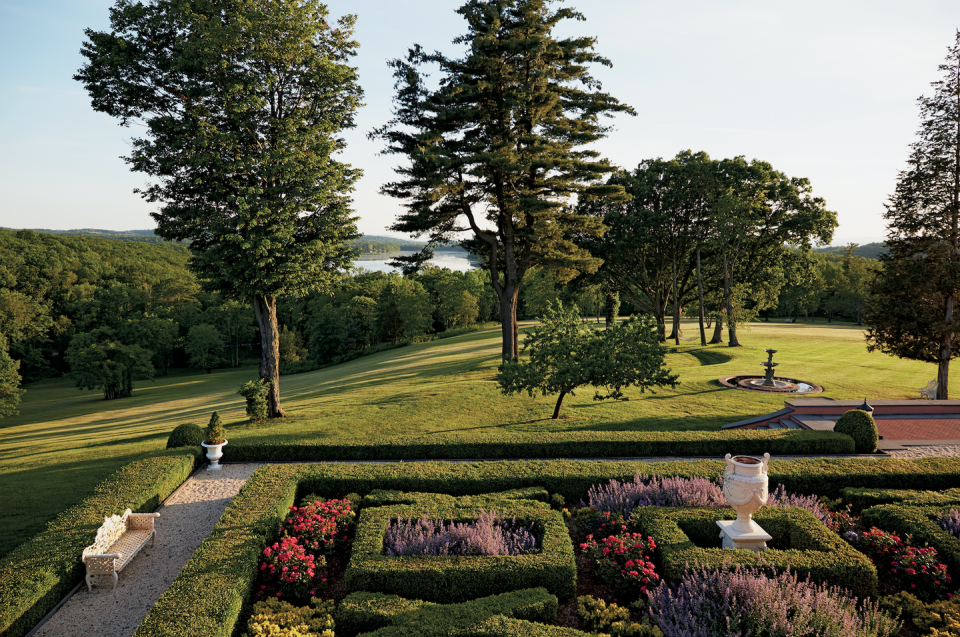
left=344, top=493, right=576, bottom=603
left=630, top=506, right=878, bottom=598
left=861, top=503, right=960, bottom=578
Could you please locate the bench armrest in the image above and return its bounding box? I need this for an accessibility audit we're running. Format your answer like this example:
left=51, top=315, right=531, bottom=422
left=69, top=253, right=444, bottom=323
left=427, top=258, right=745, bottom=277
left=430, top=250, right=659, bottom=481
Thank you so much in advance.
left=83, top=553, right=121, bottom=561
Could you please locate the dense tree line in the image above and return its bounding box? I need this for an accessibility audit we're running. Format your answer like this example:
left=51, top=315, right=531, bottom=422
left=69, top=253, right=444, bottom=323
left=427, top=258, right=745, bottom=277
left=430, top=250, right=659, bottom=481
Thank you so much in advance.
left=0, top=228, right=500, bottom=410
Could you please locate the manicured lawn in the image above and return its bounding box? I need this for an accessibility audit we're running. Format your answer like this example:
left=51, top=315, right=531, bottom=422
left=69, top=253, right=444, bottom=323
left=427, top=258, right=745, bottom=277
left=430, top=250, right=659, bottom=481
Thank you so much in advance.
left=0, top=319, right=949, bottom=559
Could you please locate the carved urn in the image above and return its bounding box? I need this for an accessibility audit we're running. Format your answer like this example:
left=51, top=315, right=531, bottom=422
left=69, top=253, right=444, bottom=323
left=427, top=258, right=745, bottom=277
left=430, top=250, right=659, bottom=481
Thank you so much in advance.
left=717, top=452, right=772, bottom=551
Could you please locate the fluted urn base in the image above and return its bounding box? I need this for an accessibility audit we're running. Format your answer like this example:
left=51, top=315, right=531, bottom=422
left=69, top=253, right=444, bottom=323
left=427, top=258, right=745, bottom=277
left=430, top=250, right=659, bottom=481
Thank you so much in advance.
left=717, top=520, right=772, bottom=552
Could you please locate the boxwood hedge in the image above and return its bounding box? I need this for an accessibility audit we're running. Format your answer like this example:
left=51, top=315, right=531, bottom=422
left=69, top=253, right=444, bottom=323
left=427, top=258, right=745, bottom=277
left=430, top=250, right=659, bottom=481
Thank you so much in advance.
left=337, top=588, right=567, bottom=636
left=842, top=487, right=960, bottom=512
left=631, top=506, right=878, bottom=598
left=345, top=492, right=575, bottom=603
left=225, top=429, right=854, bottom=462
left=0, top=448, right=200, bottom=637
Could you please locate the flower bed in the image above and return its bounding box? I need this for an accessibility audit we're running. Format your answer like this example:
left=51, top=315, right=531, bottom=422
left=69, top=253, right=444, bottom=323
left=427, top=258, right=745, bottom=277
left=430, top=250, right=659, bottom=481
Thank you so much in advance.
left=135, top=459, right=960, bottom=636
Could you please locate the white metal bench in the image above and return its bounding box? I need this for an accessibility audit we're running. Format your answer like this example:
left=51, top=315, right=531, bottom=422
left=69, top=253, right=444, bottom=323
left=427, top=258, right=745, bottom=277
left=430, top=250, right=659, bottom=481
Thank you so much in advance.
left=920, top=380, right=938, bottom=400
left=81, top=509, right=160, bottom=591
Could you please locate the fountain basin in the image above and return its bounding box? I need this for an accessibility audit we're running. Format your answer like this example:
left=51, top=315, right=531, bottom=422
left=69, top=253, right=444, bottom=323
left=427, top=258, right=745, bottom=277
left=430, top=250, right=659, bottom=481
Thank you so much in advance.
left=719, top=375, right=823, bottom=394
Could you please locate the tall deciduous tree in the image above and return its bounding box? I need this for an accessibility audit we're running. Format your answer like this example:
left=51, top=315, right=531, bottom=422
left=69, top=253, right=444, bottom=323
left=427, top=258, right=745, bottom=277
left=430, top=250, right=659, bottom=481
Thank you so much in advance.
left=866, top=32, right=960, bottom=398
left=372, top=0, right=635, bottom=360
left=75, top=0, right=363, bottom=417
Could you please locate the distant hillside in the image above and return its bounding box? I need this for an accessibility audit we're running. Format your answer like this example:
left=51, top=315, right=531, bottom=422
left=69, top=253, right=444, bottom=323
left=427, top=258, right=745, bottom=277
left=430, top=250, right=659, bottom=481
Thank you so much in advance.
left=814, top=242, right=887, bottom=260
left=4, top=228, right=180, bottom=245
left=6, top=228, right=469, bottom=253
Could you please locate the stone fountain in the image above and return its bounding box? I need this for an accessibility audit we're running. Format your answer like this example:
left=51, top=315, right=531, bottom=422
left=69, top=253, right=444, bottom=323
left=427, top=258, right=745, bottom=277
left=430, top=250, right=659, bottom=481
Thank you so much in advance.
left=718, top=350, right=823, bottom=394
left=717, top=453, right=772, bottom=552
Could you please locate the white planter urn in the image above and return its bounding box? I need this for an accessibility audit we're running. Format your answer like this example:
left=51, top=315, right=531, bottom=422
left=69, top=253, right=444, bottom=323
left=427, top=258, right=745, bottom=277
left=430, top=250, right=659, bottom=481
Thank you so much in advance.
left=717, top=452, right=772, bottom=552
left=200, top=440, right=228, bottom=471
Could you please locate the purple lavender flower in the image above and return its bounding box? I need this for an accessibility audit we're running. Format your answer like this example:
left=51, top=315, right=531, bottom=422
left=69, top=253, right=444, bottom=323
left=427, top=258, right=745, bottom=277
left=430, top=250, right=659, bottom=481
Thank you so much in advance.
left=938, top=508, right=960, bottom=538
left=765, top=484, right=831, bottom=526
left=647, top=565, right=901, bottom=637
left=383, top=510, right=541, bottom=557
left=587, top=474, right=725, bottom=514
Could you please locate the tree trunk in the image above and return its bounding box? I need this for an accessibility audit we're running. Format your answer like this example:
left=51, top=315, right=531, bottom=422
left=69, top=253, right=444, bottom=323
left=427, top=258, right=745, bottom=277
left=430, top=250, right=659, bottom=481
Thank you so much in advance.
left=552, top=391, right=566, bottom=419
left=938, top=293, right=954, bottom=399
left=697, top=249, right=706, bottom=346
left=253, top=295, right=286, bottom=418
left=725, top=256, right=741, bottom=347
left=500, top=286, right=521, bottom=360
left=710, top=312, right=724, bottom=344
left=672, top=260, right=681, bottom=346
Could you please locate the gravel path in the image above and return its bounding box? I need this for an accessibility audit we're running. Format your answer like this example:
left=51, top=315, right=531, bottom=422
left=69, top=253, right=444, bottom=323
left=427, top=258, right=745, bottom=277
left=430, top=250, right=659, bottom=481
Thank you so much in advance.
left=27, top=446, right=960, bottom=637
left=32, top=463, right=263, bottom=637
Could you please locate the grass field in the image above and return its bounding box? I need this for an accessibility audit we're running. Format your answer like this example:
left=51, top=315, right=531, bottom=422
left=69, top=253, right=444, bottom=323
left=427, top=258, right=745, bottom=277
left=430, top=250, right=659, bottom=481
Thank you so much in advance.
left=0, top=318, right=951, bottom=559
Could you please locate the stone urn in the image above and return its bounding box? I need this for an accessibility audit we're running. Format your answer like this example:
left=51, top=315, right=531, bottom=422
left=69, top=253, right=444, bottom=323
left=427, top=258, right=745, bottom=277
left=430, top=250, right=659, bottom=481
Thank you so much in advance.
left=200, top=440, right=228, bottom=471
left=717, top=452, right=772, bottom=551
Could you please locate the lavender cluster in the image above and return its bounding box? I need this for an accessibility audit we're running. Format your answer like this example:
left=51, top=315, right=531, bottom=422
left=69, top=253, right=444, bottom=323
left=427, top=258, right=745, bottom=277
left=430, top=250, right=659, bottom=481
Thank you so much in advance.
left=587, top=474, right=725, bottom=514
left=647, top=565, right=901, bottom=637
left=765, top=484, right=831, bottom=525
left=938, top=508, right=960, bottom=538
left=383, top=510, right=541, bottom=557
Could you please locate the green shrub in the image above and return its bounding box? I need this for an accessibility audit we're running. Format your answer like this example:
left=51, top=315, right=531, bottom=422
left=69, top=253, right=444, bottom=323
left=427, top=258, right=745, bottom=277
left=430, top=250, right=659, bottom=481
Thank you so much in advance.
left=344, top=491, right=576, bottom=603
left=576, top=596, right=662, bottom=636
left=630, top=506, right=878, bottom=598
left=834, top=409, right=879, bottom=453
left=245, top=597, right=334, bottom=636
left=224, top=429, right=855, bottom=463
left=880, top=591, right=960, bottom=635
left=166, top=423, right=205, bottom=449
left=238, top=379, right=271, bottom=422
left=0, top=449, right=200, bottom=637
left=206, top=411, right=226, bottom=444
left=336, top=588, right=560, bottom=637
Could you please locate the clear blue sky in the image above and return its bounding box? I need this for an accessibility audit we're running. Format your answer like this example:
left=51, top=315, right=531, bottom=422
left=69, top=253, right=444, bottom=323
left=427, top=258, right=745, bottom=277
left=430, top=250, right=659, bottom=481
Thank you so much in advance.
left=2, top=0, right=959, bottom=245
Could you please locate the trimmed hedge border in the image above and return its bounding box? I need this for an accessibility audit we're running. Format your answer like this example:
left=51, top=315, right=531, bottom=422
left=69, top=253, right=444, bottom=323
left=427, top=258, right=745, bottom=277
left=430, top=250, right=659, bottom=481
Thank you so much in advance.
left=337, top=588, right=569, bottom=636
left=133, top=456, right=960, bottom=636
left=225, top=429, right=855, bottom=462
left=861, top=503, right=960, bottom=580
left=842, top=487, right=960, bottom=512
left=0, top=448, right=200, bottom=637
left=631, top=506, right=878, bottom=598
left=345, top=492, right=575, bottom=603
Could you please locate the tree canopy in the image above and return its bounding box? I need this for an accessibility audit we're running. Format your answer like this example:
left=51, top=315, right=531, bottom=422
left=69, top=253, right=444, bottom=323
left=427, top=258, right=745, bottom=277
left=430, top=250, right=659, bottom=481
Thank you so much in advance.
left=75, top=0, right=364, bottom=416
left=372, top=0, right=635, bottom=360
left=497, top=303, right=678, bottom=419
left=865, top=31, right=960, bottom=398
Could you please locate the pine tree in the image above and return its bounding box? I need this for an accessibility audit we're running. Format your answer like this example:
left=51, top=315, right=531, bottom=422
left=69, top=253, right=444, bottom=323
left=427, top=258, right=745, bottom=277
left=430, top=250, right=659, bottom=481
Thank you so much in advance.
left=866, top=32, right=960, bottom=399
left=75, top=0, right=363, bottom=416
left=371, top=0, right=635, bottom=360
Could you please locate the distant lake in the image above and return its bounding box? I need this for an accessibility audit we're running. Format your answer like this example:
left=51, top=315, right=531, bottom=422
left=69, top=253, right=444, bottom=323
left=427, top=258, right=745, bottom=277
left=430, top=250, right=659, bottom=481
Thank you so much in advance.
left=352, top=251, right=478, bottom=273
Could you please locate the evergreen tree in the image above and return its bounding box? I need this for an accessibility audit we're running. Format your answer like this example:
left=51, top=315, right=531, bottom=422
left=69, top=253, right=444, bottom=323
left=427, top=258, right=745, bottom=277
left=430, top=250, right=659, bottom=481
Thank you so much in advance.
left=75, top=0, right=363, bottom=416
left=371, top=0, right=635, bottom=360
left=866, top=32, right=960, bottom=399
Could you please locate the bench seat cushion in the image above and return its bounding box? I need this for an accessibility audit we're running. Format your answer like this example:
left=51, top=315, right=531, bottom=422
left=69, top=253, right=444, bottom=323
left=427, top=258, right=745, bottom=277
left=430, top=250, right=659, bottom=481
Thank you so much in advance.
left=107, top=530, right=153, bottom=570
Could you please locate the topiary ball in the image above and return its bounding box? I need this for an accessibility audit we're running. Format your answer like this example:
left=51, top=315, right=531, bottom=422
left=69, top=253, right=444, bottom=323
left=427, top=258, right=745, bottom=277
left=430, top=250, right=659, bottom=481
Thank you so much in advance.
left=834, top=409, right=879, bottom=453
left=166, top=423, right=205, bottom=449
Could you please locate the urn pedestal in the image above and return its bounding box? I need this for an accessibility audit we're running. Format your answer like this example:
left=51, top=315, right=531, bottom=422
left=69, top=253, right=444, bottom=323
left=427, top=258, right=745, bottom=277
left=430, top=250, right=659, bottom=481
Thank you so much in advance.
left=201, top=440, right=228, bottom=471
left=718, top=453, right=772, bottom=552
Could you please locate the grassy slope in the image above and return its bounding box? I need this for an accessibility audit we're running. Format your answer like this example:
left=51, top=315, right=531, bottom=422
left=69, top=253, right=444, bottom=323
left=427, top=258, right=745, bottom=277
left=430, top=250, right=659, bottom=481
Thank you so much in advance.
left=0, top=319, right=950, bottom=559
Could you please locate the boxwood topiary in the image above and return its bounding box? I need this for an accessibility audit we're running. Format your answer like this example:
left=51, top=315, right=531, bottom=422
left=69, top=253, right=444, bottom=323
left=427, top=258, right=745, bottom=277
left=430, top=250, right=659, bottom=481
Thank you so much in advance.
left=834, top=409, right=878, bottom=453
left=166, top=423, right=205, bottom=449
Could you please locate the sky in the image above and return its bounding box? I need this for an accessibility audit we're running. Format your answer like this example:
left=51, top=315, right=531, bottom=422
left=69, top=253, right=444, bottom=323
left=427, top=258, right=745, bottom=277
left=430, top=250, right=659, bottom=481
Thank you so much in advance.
left=1, top=1, right=959, bottom=246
